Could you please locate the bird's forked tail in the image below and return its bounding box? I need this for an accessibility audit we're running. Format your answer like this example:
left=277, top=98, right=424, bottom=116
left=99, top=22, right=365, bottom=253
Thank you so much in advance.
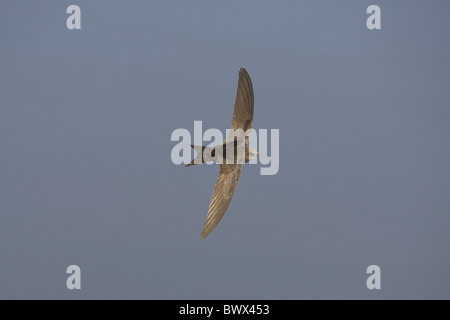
left=185, top=145, right=209, bottom=167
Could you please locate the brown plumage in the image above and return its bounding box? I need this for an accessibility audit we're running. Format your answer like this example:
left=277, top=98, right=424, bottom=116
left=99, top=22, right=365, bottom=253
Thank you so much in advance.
left=186, top=68, right=258, bottom=238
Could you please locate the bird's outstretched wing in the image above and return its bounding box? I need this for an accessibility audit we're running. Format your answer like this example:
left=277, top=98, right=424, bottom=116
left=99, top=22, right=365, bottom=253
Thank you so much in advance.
left=199, top=68, right=253, bottom=238
left=229, top=68, right=254, bottom=143
left=200, top=164, right=242, bottom=238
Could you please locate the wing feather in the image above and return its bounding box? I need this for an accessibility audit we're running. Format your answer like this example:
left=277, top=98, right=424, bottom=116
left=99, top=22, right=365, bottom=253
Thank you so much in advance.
left=199, top=68, right=254, bottom=238
left=230, top=68, right=254, bottom=133
left=200, top=164, right=242, bottom=238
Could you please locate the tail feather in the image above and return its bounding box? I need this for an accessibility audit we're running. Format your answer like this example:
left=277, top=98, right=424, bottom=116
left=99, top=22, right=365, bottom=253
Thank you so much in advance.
left=185, top=145, right=207, bottom=167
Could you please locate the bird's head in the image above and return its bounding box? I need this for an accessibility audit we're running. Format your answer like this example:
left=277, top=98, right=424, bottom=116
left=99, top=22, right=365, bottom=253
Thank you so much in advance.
left=248, top=147, right=259, bottom=160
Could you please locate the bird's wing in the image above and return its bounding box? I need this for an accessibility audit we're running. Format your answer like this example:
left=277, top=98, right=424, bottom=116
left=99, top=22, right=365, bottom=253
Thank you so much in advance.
left=228, top=68, right=254, bottom=144
left=200, top=164, right=243, bottom=238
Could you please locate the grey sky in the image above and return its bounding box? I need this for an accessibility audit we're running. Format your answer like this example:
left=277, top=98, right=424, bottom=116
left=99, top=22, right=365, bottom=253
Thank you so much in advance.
left=1, top=1, right=449, bottom=299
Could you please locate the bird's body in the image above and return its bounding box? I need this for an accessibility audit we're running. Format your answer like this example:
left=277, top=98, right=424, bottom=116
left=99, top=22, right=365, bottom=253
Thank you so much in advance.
left=186, top=68, right=257, bottom=238
left=186, top=140, right=258, bottom=166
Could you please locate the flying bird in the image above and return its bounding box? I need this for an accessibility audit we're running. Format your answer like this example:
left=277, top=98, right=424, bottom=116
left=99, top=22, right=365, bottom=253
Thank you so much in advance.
left=186, top=68, right=258, bottom=238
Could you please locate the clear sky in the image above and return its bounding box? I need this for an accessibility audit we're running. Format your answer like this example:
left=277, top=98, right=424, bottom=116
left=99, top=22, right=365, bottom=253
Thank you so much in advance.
left=1, top=1, right=449, bottom=299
